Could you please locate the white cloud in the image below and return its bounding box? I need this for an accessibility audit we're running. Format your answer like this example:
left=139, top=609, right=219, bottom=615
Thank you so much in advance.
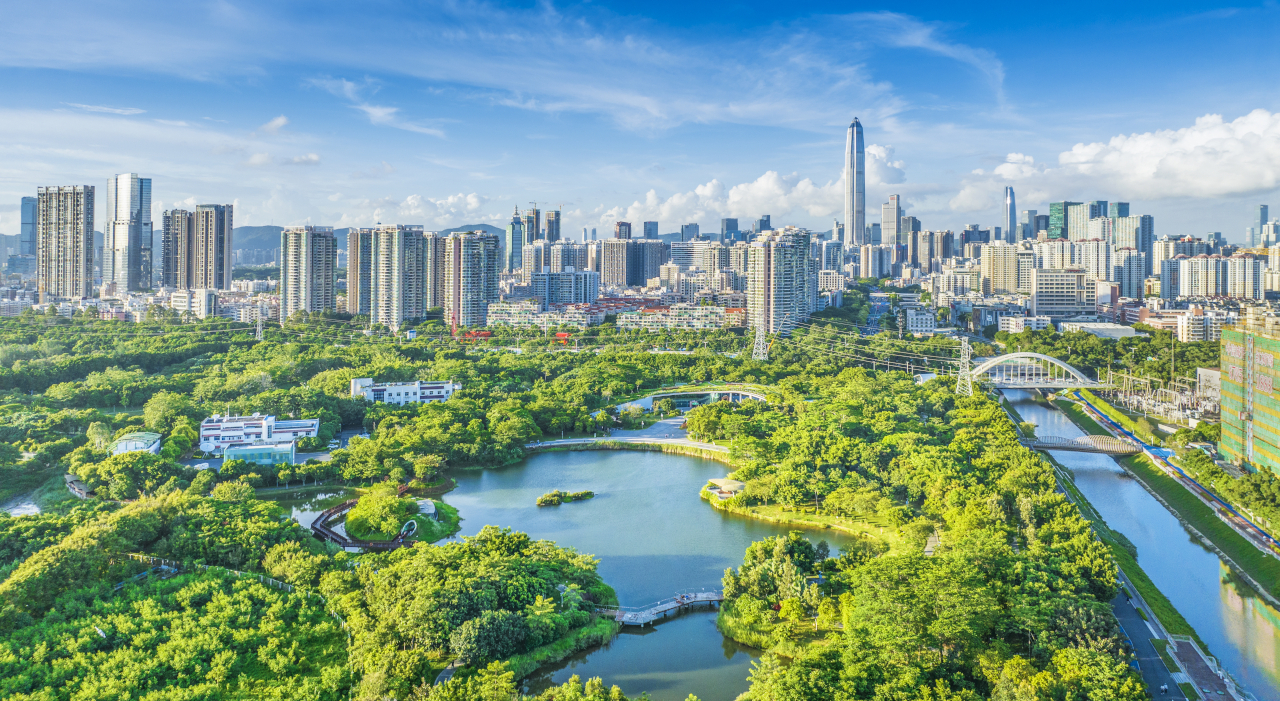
left=309, top=76, right=446, bottom=138
left=245, top=152, right=272, bottom=166
left=1057, top=109, right=1280, bottom=198
left=288, top=153, right=320, bottom=165
left=331, top=192, right=491, bottom=228
left=598, top=171, right=843, bottom=230
left=63, top=103, right=145, bottom=115
left=258, top=115, right=288, bottom=134
left=950, top=109, right=1280, bottom=214
left=866, top=144, right=906, bottom=185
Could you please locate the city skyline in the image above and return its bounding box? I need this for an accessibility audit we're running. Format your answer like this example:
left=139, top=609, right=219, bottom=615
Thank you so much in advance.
left=2, top=3, right=1280, bottom=240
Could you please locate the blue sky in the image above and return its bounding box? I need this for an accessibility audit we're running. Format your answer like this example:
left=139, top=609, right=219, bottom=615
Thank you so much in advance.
left=1, top=1, right=1279, bottom=242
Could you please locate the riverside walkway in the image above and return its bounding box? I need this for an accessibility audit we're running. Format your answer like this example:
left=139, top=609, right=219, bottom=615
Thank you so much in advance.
left=597, top=590, right=724, bottom=626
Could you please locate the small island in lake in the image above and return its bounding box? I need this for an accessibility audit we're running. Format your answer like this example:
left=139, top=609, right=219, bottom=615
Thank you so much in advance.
left=537, top=490, right=596, bottom=506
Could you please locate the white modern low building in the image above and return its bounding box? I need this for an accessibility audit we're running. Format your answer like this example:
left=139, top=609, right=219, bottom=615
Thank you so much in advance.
left=350, top=378, right=461, bottom=405
left=198, top=413, right=320, bottom=453
left=998, top=316, right=1052, bottom=334
left=903, top=308, right=937, bottom=335
left=1057, top=321, right=1140, bottom=339
left=110, top=432, right=162, bottom=456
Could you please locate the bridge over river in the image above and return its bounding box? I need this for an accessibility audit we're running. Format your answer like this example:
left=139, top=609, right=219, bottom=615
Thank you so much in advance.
left=597, top=590, right=724, bottom=626
left=1021, top=434, right=1141, bottom=455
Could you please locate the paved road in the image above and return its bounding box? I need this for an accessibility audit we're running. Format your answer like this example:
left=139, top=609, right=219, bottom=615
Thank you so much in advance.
left=1112, top=576, right=1185, bottom=699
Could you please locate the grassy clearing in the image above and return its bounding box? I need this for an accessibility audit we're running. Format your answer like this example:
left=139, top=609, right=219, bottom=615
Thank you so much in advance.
left=412, top=501, right=460, bottom=543
left=1078, top=390, right=1161, bottom=445
left=704, top=490, right=905, bottom=552
left=1119, top=454, right=1280, bottom=599
left=503, top=616, right=621, bottom=680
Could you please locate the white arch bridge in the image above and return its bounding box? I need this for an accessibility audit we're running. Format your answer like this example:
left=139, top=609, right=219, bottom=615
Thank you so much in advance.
left=972, top=352, right=1108, bottom=389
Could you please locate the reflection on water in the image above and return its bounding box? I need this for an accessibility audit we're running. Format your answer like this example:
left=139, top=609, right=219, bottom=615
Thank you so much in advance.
left=263, top=488, right=353, bottom=526
left=1004, top=390, right=1280, bottom=700
left=447, top=450, right=853, bottom=701
left=522, top=610, right=760, bottom=699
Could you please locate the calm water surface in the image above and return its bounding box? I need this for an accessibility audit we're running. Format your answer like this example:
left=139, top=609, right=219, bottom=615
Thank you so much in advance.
left=446, top=450, right=856, bottom=701
left=1004, top=389, right=1280, bottom=700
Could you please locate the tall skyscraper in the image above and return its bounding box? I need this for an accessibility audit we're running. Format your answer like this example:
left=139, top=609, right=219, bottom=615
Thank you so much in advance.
left=161, top=209, right=193, bottom=289
left=443, top=231, right=499, bottom=329
left=502, top=208, right=523, bottom=272
left=191, top=205, right=233, bottom=290
left=1109, top=202, right=1130, bottom=218
left=843, top=119, right=865, bottom=248
left=346, top=228, right=373, bottom=315
left=680, top=223, right=699, bottom=241
left=545, top=210, right=561, bottom=242
left=36, top=185, right=94, bottom=302
left=1003, top=187, right=1016, bottom=244
left=19, top=197, right=36, bottom=256
left=720, top=218, right=738, bottom=242
left=1020, top=209, right=1038, bottom=240
left=1048, top=202, right=1079, bottom=240
left=103, top=173, right=152, bottom=292
left=643, top=221, right=659, bottom=239
left=280, top=226, right=338, bottom=319
left=614, top=221, right=632, bottom=239
left=522, top=208, right=541, bottom=244
left=755, top=215, right=771, bottom=234
left=1259, top=205, right=1270, bottom=247
left=882, top=196, right=903, bottom=245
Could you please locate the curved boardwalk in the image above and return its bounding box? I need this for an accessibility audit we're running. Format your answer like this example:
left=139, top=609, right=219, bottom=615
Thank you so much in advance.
left=310, top=485, right=413, bottom=551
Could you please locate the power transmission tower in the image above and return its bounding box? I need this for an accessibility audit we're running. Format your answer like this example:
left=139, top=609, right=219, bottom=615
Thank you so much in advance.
left=256, top=315, right=263, bottom=341
left=752, top=324, right=769, bottom=361
left=956, top=337, right=973, bottom=396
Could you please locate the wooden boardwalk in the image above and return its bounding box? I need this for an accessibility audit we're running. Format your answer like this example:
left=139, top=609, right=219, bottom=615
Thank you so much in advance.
left=310, top=484, right=412, bottom=551
left=598, top=590, right=724, bottom=626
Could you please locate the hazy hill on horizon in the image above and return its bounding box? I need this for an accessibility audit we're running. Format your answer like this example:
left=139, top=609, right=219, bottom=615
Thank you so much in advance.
left=231, top=223, right=505, bottom=251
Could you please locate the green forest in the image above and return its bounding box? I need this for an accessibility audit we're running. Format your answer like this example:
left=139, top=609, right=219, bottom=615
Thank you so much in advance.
left=687, top=373, right=1143, bottom=699
left=0, top=310, right=1180, bottom=700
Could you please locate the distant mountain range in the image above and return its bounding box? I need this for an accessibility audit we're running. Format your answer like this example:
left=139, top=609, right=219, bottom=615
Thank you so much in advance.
left=231, top=223, right=505, bottom=250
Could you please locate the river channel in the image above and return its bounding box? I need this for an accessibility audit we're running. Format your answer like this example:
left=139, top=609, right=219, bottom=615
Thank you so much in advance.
left=1003, top=389, right=1280, bottom=700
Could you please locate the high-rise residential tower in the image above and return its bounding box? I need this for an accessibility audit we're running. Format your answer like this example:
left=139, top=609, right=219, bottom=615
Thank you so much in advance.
left=191, top=205, right=233, bottom=290
left=279, top=226, right=338, bottom=319
left=443, top=231, right=500, bottom=329
left=36, top=185, right=94, bottom=302
left=843, top=119, right=865, bottom=248
left=161, top=209, right=193, bottom=289
left=19, top=197, right=36, bottom=255
left=103, top=173, right=152, bottom=292
left=1003, top=187, right=1016, bottom=244
left=346, top=228, right=373, bottom=315
left=371, top=225, right=426, bottom=330
left=747, top=227, right=812, bottom=334
left=545, top=210, right=561, bottom=242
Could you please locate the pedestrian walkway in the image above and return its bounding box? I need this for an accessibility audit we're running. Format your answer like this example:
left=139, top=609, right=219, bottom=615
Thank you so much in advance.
left=597, top=590, right=724, bottom=626
left=1110, top=587, right=1185, bottom=700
